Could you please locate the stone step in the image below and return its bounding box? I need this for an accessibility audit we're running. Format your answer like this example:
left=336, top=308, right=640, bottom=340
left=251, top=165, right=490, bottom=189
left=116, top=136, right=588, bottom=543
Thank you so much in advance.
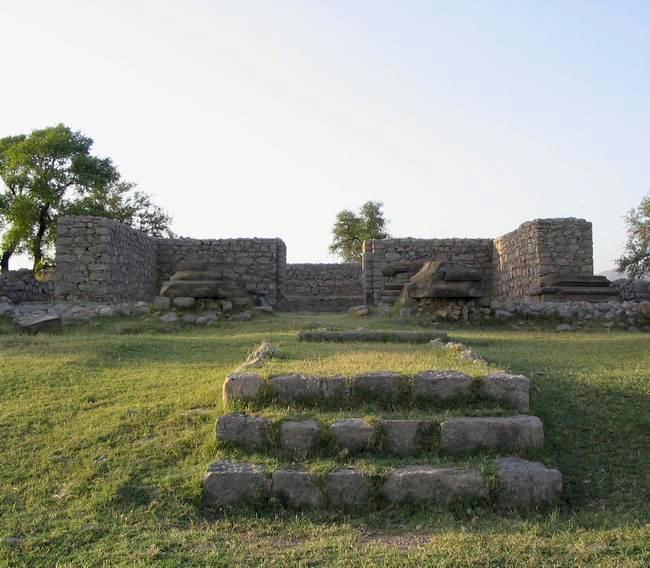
left=298, top=329, right=449, bottom=343
left=203, top=457, right=562, bottom=510
left=281, top=295, right=366, bottom=313
left=216, top=413, right=544, bottom=456
left=223, top=371, right=530, bottom=412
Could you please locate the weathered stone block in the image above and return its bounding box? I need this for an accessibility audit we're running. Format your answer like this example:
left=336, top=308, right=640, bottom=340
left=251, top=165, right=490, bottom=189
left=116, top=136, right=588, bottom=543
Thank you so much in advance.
left=173, top=296, right=196, bottom=308
left=496, top=457, right=562, bottom=508
left=216, top=413, right=270, bottom=450
left=203, top=461, right=270, bottom=506
left=279, top=420, right=321, bottom=454
left=481, top=373, right=530, bottom=412
left=413, top=370, right=473, bottom=401
left=270, top=374, right=321, bottom=404
left=440, top=415, right=543, bottom=452
left=223, top=373, right=264, bottom=404
left=379, top=420, right=427, bottom=456
left=331, top=418, right=374, bottom=453
left=154, top=296, right=171, bottom=310
left=320, top=376, right=349, bottom=402
left=272, top=470, right=323, bottom=508
left=326, top=469, right=371, bottom=508
left=351, top=372, right=407, bottom=403
left=15, top=314, right=62, bottom=334
left=382, top=466, right=488, bottom=505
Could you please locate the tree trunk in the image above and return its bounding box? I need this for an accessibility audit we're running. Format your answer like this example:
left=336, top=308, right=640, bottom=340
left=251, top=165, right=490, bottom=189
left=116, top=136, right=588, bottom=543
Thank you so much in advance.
left=32, top=205, right=50, bottom=271
left=1, top=248, right=13, bottom=272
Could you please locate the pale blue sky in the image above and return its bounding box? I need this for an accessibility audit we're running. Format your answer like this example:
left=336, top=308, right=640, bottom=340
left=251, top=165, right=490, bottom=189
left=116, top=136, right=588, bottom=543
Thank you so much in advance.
left=1, top=1, right=648, bottom=271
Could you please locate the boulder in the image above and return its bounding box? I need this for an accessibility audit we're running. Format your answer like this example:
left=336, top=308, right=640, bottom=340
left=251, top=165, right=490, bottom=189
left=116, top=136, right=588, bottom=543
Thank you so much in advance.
left=14, top=314, right=61, bottom=333
left=216, top=413, right=270, bottom=450
left=279, top=420, right=321, bottom=455
left=413, top=370, right=473, bottom=401
left=331, top=418, right=374, bottom=453
left=440, top=415, right=544, bottom=452
left=272, top=470, right=323, bottom=508
left=160, top=312, right=178, bottom=323
left=382, top=466, right=488, bottom=505
left=326, top=469, right=372, bottom=508
left=203, top=461, right=270, bottom=507
left=348, top=305, right=369, bottom=317
left=496, top=457, right=562, bottom=508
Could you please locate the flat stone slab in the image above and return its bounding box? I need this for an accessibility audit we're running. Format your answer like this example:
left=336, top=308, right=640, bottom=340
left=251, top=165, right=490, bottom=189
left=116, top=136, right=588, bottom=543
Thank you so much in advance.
left=413, top=370, right=473, bottom=401
left=326, top=469, right=372, bottom=508
left=203, top=461, right=270, bottom=507
left=440, top=415, right=543, bottom=452
left=272, top=470, right=323, bottom=508
left=481, top=373, right=530, bottom=412
left=223, top=373, right=264, bottom=404
left=15, top=313, right=61, bottom=333
left=380, top=419, right=428, bottom=456
left=279, top=420, right=321, bottom=455
left=216, top=413, right=270, bottom=450
left=496, top=457, right=562, bottom=508
left=331, top=418, right=374, bottom=453
left=299, top=330, right=449, bottom=343
left=382, top=466, right=488, bottom=505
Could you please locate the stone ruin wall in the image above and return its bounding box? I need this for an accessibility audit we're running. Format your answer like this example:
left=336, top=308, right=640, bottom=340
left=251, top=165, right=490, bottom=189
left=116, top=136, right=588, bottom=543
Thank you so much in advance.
left=50, top=215, right=599, bottom=308
left=55, top=216, right=157, bottom=303
left=282, top=263, right=363, bottom=312
left=492, top=218, right=593, bottom=300
left=54, top=216, right=287, bottom=307
left=363, top=238, right=494, bottom=305
left=156, top=237, right=286, bottom=307
left=0, top=270, right=54, bottom=303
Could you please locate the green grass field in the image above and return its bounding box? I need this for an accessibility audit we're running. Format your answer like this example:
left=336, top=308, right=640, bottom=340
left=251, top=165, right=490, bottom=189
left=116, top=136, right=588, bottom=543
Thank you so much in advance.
left=0, top=314, right=648, bottom=566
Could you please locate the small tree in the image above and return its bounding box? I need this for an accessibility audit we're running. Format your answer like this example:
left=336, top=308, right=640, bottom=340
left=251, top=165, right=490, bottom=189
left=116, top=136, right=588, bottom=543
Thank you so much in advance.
left=616, top=191, right=650, bottom=279
left=0, top=124, right=173, bottom=271
left=329, top=200, right=389, bottom=262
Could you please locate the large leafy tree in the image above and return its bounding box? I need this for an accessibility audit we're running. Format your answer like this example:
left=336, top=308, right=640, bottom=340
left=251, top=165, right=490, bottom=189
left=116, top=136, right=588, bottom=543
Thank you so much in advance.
left=329, top=200, right=390, bottom=262
left=616, top=191, right=650, bottom=279
left=0, top=124, right=173, bottom=271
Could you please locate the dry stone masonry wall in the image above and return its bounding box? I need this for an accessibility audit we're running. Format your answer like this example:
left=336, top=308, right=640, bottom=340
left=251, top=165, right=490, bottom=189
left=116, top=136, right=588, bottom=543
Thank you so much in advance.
left=0, top=270, right=54, bottom=303
left=156, top=237, right=285, bottom=307
left=282, top=263, right=363, bottom=312
left=492, top=218, right=593, bottom=300
left=55, top=216, right=157, bottom=302
left=363, top=238, right=493, bottom=305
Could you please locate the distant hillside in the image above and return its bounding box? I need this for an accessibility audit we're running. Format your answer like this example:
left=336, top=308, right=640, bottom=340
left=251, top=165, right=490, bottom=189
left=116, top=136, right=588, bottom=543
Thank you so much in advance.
left=598, top=268, right=649, bottom=281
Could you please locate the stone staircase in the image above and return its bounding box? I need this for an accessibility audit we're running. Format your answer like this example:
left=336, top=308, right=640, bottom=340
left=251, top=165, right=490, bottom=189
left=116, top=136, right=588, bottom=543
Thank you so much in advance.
left=532, top=274, right=619, bottom=303
left=203, top=371, right=563, bottom=511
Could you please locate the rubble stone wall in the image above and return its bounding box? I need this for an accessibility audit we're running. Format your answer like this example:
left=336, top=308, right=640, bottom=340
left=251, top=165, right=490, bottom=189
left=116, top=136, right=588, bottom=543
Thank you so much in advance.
left=156, top=238, right=286, bottom=307
left=55, top=216, right=158, bottom=302
left=0, top=270, right=54, bottom=302
left=492, top=218, right=593, bottom=300
left=282, top=263, right=363, bottom=312
left=362, top=238, right=493, bottom=305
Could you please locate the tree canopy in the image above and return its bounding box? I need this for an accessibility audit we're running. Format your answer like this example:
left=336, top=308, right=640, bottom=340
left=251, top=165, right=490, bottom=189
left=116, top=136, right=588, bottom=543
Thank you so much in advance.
left=616, top=191, right=649, bottom=279
left=0, top=124, right=173, bottom=271
left=329, top=200, right=390, bottom=263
